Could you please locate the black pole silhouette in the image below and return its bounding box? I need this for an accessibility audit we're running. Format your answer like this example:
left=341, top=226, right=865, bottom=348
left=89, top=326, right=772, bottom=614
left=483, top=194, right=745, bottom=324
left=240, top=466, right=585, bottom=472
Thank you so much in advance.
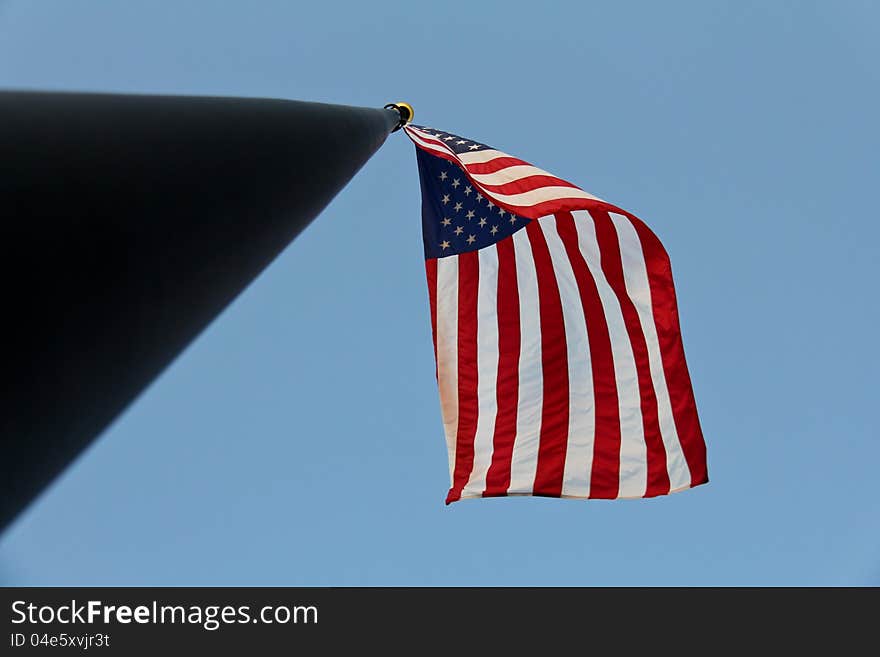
left=0, top=91, right=412, bottom=530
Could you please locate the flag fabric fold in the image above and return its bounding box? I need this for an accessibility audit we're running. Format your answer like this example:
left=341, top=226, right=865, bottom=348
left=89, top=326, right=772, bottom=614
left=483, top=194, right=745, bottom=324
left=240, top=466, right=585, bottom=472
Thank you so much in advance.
left=405, top=124, right=707, bottom=504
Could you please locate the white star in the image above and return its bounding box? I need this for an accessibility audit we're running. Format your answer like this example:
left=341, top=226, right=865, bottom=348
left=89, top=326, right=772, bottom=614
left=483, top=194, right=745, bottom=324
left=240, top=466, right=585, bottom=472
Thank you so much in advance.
left=451, top=178, right=461, bottom=188
left=498, top=208, right=506, bottom=217
left=478, top=217, right=487, bottom=227
left=441, top=217, right=452, bottom=226
left=465, top=210, right=475, bottom=220
left=464, top=186, right=472, bottom=195
left=439, top=171, right=448, bottom=181
left=468, top=143, right=481, bottom=150
left=490, top=225, right=499, bottom=235
left=440, top=240, right=450, bottom=250
left=476, top=193, right=483, bottom=202
left=456, top=140, right=467, bottom=145
left=466, top=234, right=476, bottom=244
left=453, top=202, right=463, bottom=212
left=441, top=194, right=450, bottom=205
left=509, top=216, right=517, bottom=224
left=443, top=135, right=455, bottom=141
left=454, top=226, right=464, bottom=235
left=487, top=201, right=495, bottom=209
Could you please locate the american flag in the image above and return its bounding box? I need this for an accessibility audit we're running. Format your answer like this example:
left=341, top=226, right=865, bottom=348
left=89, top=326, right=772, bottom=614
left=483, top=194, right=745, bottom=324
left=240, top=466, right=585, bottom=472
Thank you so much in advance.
left=405, top=124, right=708, bottom=504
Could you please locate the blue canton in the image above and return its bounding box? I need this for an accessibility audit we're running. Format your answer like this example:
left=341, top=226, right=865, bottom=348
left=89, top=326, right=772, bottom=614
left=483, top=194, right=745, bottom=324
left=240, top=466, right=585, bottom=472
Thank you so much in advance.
left=414, top=125, right=531, bottom=260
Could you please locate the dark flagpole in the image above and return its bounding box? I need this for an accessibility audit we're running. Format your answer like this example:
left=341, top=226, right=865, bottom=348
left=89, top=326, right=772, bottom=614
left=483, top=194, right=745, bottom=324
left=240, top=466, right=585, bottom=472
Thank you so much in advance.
left=0, top=91, right=413, bottom=530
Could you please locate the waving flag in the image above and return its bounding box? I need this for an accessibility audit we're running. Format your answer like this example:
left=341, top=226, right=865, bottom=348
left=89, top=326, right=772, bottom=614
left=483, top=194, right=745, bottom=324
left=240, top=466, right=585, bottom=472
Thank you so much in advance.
left=405, top=124, right=708, bottom=504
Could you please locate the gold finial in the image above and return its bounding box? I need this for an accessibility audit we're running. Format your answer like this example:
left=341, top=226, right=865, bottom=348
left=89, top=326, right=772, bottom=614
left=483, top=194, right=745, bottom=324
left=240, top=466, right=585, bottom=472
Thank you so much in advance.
left=385, top=102, right=414, bottom=131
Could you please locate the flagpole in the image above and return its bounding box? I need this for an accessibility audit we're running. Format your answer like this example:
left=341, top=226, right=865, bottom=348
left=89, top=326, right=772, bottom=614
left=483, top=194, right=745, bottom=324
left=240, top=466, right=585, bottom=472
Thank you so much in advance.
left=0, top=91, right=413, bottom=530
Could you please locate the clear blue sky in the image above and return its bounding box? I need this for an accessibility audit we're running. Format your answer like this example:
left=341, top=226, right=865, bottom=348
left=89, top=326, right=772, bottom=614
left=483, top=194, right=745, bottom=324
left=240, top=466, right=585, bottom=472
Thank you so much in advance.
left=1, top=0, right=877, bottom=585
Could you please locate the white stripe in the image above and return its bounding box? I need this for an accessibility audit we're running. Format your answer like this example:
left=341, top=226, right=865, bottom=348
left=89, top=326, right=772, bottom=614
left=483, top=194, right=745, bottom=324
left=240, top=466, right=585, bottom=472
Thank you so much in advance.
left=572, top=210, right=647, bottom=498
left=406, top=125, right=450, bottom=147
left=507, top=229, right=543, bottom=494
left=456, top=148, right=511, bottom=165
left=468, top=164, right=571, bottom=188
left=406, top=125, right=434, bottom=137
left=484, top=185, right=601, bottom=210
left=538, top=216, right=596, bottom=498
left=435, top=257, right=459, bottom=484
left=407, top=129, right=605, bottom=209
left=460, top=246, right=500, bottom=498
left=408, top=128, right=501, bottom=166
left=608, top=212, right=692, bottom=491
left=405, top=127, right=460, bottom=157
left=406, top=130, right=455, bottom=159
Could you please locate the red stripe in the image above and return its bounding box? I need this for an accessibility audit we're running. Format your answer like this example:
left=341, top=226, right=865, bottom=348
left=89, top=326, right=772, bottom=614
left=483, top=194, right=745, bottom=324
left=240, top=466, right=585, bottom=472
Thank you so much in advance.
left=627, top=214, right=708, bottom=488
left=425, top=259, right=438, bottom=379
left=526, top=222, right=569, bottom=497
left=407, top=130, right=525, bottom=177
left=508, top=197, right=605, bottom=221
left=483, top=238, right=521, bottom=497
left=590, top=210, right=670, bottom=497
left=463, top=156, right=531, bottom=175
left=472, top=195, right=608, bottom=225
left=446, top=252, right=480, bottom=504
left=408, top=130, right=610, bottom=222
left=555, top=212, right=620, bottom=498
left=474, top=174, right=580, bottom=197
left=406, top=128, right=456, bottom=154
